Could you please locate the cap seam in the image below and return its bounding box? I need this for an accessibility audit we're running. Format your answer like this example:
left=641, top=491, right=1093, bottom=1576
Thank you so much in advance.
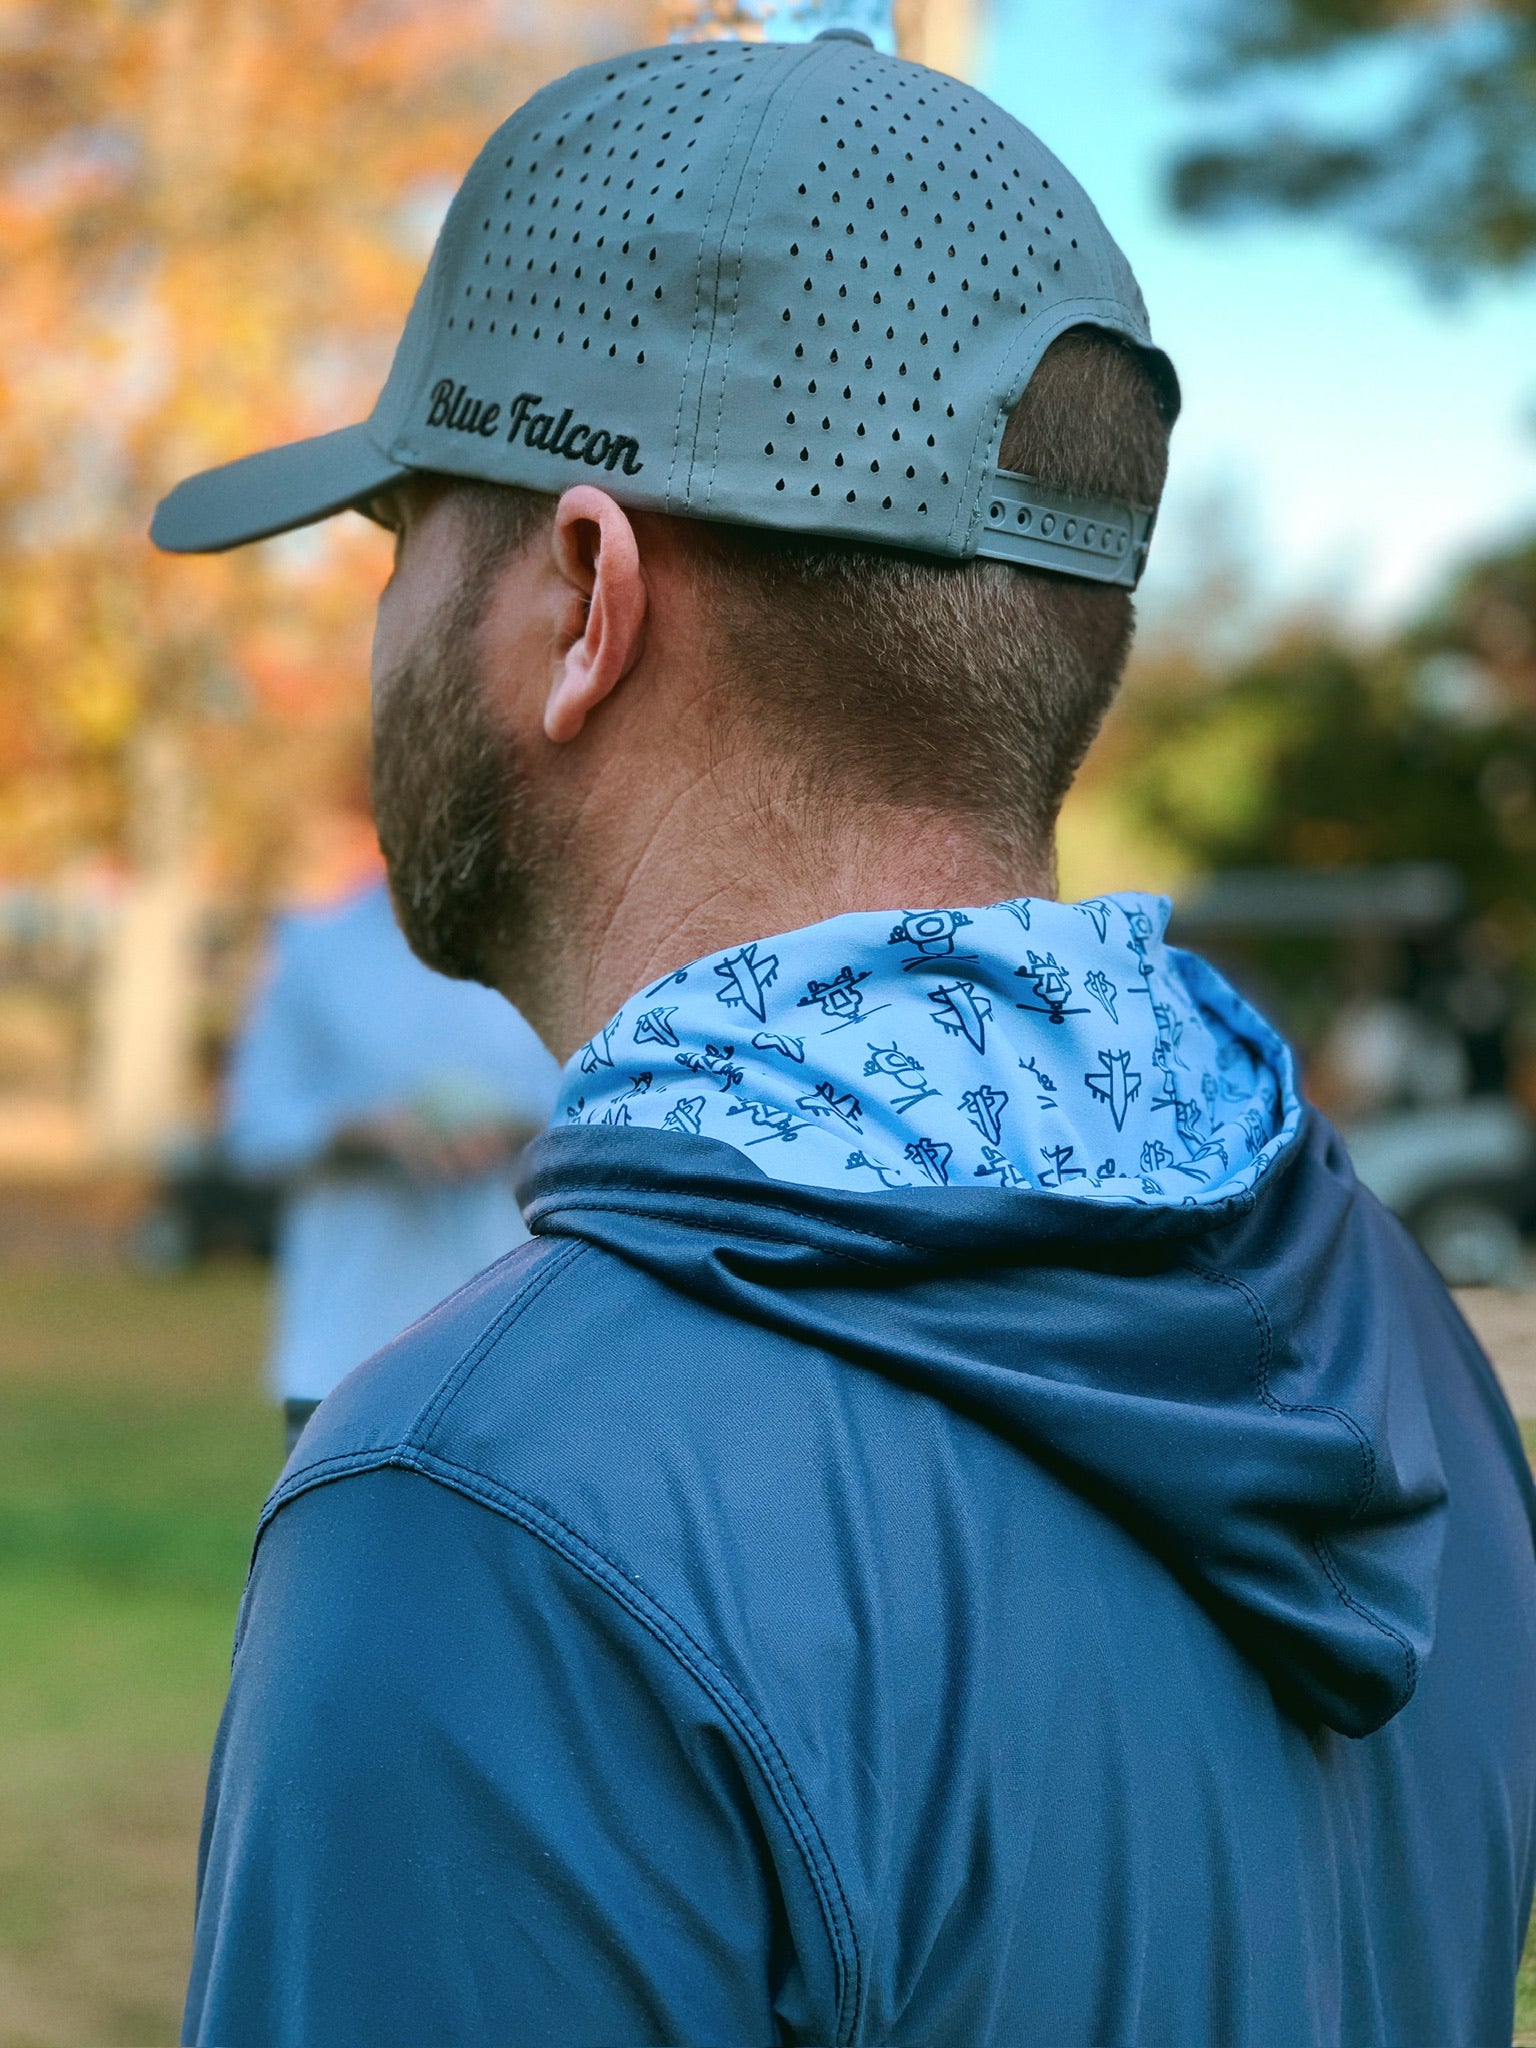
left=381, top=232, right=450, bottom=460
left=700, top=39, right=845, bottom=516
left=667, top=49, right=804, bottom=512
left=377, top=130, right=497, bottom=462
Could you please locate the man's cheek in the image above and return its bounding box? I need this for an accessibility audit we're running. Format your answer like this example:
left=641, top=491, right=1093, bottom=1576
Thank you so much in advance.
left=370, top=601, right=403, bottom=713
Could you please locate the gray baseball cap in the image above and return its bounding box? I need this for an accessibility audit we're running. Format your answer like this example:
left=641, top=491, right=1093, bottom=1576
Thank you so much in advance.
left=152, top=29, right=1178, bottom=588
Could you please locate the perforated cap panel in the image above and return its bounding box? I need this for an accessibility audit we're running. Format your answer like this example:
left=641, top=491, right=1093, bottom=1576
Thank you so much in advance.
left=155, top=36, right=1176, bottom=567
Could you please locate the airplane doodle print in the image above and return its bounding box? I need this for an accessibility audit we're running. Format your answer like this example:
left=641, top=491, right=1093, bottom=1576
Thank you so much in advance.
left=555, top=895, right=1298, bottom=1203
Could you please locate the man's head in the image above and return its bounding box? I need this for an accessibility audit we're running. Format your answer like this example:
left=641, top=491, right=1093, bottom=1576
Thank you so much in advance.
left=152, top=32, right=1178, bottom=1051
left=369, top=322, right=1171, bottom=1051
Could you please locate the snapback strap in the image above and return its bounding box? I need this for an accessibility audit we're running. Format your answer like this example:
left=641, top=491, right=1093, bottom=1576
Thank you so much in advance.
left=976, top=468, right=1155, bottom=590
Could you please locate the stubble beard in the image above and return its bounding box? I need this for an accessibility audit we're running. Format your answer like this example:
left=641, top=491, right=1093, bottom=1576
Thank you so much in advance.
left=370, top=571, right=555, bottom=1009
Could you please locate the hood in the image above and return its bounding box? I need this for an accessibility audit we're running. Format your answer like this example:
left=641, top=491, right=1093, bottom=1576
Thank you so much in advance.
left=520, top=1110, right=1449, bottom=1739
left=555, top=893, right=1302, bottom=1206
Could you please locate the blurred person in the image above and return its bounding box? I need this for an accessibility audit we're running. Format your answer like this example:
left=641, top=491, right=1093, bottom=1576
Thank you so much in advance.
left=227, top=842, right=558, bottom=1455
left=155, top=32, right=1536, bottom=2048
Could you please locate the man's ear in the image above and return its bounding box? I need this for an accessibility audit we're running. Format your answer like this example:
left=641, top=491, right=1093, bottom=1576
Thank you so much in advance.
left=543, top=486, right=647, bottom=744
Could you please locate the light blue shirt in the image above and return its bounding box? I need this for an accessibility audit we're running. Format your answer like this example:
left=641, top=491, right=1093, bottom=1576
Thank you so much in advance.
left=225, top=881, right=559, bottom=1401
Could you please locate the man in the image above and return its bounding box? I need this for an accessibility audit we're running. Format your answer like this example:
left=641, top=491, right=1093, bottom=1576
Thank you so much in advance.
left=154, top=31, right=1536, bottom=2048
left=225, top=865, right=559, bottom=1454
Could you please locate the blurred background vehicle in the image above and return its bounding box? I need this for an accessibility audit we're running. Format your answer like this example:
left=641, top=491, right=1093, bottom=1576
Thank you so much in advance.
left=1173, top=863, right=1536, bottom=1286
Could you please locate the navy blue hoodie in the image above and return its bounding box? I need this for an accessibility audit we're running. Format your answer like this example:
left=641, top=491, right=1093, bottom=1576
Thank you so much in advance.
left=185, top=1094, right=1536, bottom=2046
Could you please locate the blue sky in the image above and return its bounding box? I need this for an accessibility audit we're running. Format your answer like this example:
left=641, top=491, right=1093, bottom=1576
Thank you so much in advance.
left=977, top=0, right=1536, bottom=631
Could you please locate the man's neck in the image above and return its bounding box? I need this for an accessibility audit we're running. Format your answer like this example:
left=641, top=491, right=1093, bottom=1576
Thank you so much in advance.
left=507, top=801, right=1051, bottom=1062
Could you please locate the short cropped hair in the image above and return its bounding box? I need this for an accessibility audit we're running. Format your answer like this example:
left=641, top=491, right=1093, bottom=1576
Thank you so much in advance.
left=449, top=326, right=1173, bottom=871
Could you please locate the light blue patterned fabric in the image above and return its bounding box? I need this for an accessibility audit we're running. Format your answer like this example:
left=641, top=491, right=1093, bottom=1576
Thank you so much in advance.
left=557, top=893, right=1301, bottom=1205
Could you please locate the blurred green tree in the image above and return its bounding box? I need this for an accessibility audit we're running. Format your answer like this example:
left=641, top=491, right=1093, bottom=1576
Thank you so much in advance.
left=1104, top=528, right=1536, bottom=944
left=1168, top=0, right=1536, bottom=282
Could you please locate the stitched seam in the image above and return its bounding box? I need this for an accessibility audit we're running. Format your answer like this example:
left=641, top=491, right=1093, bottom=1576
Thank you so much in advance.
left=259, top=1241, right=585, bottom=1530
left=527, top=1184, right=1256, bottom=1262
left=525, top=1117, right=1295, bottom=1254
left=407, top=1240, right=589, bottom=1449
left=703, top=43, right=825, bottom=513
left=1312, top=1533, right=1417, bottom=1705
left=665, top=165, right=718, bottom=504
left=235, top=1444, right=402, bottom=1659
left=404, top=1444, right=861, bottom=2045
left=667, top=53, right=797, bottom=511
left=1190, top=1263, right=1416, bottom=1706
left=1198, top=1266, right=1376, bottom=1515
left=246, top=1236, right=862, bottom=2038
left=534, top=1196, right=905, bottom=1265
left=247, top=1438, right=862, bottom=2039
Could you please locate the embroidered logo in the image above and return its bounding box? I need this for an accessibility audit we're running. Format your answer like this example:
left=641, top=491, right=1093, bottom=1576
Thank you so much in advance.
left=425, top=381, right=644, bottom=475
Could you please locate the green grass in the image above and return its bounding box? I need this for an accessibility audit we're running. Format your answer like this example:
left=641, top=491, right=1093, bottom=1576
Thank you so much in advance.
left=0, top=1266, right=274, bottom=2048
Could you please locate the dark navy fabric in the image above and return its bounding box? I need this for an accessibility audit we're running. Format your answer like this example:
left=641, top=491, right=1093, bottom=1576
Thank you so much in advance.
left=185, top=1112, right=1536, bottom=2047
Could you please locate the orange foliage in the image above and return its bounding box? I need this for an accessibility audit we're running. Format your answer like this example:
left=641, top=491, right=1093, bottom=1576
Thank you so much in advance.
left=0, top=0, right=655, bottom=895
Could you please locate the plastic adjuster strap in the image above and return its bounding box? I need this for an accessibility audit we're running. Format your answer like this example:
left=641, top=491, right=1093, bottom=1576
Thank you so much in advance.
left=975, top=468, right=1154, bottom=590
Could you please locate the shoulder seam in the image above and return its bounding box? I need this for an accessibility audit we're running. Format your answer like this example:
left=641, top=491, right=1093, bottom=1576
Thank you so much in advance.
left=260, top=1237, right=588, bottom=1520
left=250, top=1234, right=861, bottom=2039
left=252, top=1440, right=862, bottom=2045
left=421, top=1445, right=861, bottom=2043
left=406, top=1239, right=590, bottom=1448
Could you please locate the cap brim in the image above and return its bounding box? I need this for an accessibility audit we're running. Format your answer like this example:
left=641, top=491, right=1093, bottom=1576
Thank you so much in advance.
left=150, top=422, right=413, bottom=554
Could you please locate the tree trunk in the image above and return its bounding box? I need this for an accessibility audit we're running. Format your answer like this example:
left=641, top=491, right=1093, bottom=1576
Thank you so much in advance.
left=88, top=725, right=202, bottom=1165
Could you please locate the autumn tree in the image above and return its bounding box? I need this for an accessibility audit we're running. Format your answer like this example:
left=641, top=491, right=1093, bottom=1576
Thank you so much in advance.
left=3, top=2, right=675, bottom=881
left=0, top=0, right=970, bottom=1155
left=0, top=1, right=663, bottom=1152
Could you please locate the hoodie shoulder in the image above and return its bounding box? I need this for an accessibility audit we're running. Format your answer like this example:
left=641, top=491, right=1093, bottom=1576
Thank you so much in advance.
left=269, top=1231, right=596, bottom=1489
left=240, top=1126, right=1536, bottom=2048
left=263, top=1227, right=792, bottom=1574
